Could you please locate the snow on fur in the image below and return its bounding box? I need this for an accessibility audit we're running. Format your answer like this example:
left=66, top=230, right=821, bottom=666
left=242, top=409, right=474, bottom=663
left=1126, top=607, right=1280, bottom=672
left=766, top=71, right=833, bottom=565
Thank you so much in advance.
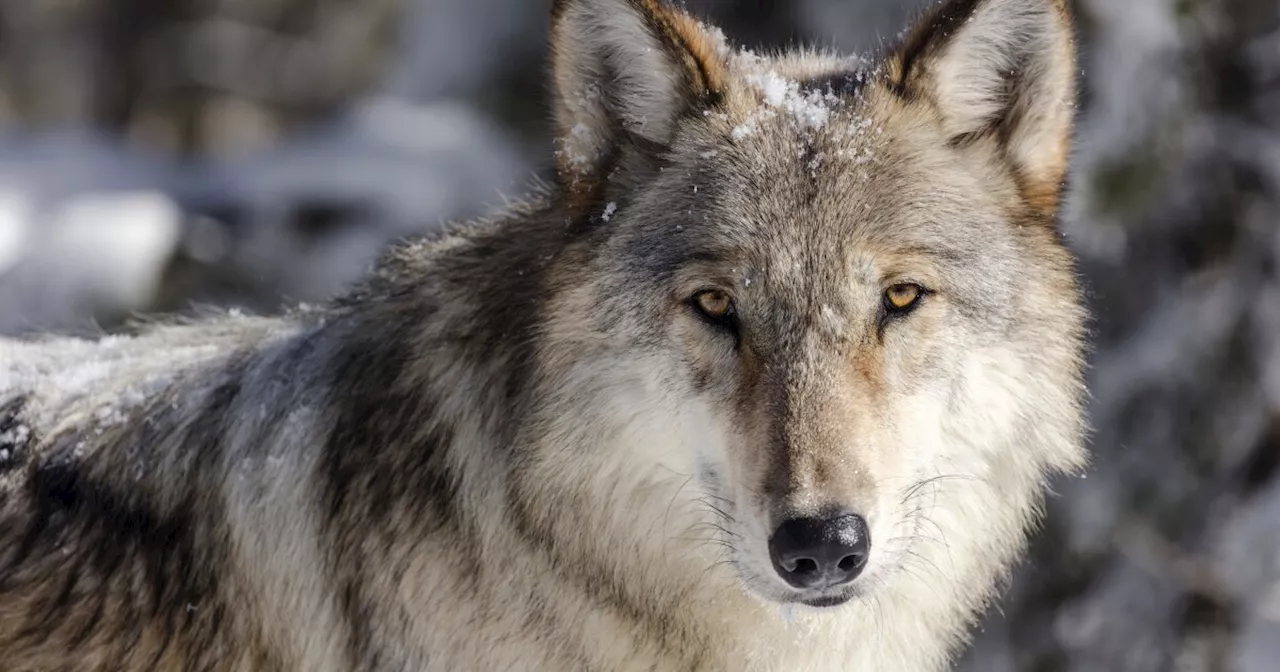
left=0, top=312, right=298, bottom=450
left=731, top=69, right=843, bottom=142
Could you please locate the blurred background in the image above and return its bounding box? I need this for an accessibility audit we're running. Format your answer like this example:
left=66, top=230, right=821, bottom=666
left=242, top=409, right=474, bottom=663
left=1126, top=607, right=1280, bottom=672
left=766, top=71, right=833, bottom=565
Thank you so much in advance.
left=0, top=0, right=1277, bottom=669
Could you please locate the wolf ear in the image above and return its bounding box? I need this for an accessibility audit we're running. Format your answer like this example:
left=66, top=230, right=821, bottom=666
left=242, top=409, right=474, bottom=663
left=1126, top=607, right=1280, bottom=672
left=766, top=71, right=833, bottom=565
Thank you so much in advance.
left=889, top=0, right=1077, bottom=212
left=549, top=0, right=727, bottom=199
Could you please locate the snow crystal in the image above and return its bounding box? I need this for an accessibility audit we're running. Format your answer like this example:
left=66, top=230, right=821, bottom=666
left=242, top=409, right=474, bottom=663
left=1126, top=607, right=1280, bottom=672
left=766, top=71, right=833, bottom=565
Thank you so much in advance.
left=733, top=70, right=841, bottom=142
left=733, top=47, right=763, bottom=70
left=557, top=120, right=601, bottom=171
left=748, top=71, right=791, bottom=108
left=0, top=423, right=28, bottom=447
left=601, top=201, right=617, bottom=222
left=793, top=94, right=832, bottom=131
left=91, top=386, right=151, bottom=429
left=808, top=152, right=826, bottom=172
left=843, top=117, right=875, bottom=144
left=562, top=142, right=594, bottom=169
left=95, top=405, right=124, bottom=427
left=703, top=23, right=732, bottom=60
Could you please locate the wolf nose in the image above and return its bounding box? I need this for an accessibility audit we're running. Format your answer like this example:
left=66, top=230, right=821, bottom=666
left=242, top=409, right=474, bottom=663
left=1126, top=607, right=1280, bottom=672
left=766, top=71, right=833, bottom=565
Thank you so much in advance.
left=768, top=514, right=870, bottom=590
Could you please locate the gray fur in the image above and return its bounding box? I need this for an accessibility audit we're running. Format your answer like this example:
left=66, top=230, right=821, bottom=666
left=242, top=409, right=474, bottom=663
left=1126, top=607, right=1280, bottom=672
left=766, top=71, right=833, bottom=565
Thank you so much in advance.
left=0, top=0, right=1087, bottom=669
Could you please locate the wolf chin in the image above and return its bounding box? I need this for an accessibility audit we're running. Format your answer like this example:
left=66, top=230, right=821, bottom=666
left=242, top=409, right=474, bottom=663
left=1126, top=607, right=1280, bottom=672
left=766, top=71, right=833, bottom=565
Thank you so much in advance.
left=0, top=0, right=1087, bottom=669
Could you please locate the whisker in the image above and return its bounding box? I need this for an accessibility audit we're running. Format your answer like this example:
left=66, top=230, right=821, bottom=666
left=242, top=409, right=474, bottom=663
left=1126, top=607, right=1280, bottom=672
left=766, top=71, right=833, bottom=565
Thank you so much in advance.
left=896, top=473, right=976, bottom=505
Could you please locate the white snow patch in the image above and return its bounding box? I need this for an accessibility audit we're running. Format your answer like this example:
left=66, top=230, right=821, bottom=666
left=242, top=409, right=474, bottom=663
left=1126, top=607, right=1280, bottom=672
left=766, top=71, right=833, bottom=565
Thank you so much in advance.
left=93, top=385, right=151, bottom=429
left=744, top=71, right=838, bottom=132
left=749, top=71, right=791, bottom=108
left=560, top=121, right=599, bottom=170
left=703, top=23, right=732, bottom=59
left=0, top=423, right=28, bottom=447
left=601, top=201, right=617, bottom=222
left=730, top=70, right=842, bottom=145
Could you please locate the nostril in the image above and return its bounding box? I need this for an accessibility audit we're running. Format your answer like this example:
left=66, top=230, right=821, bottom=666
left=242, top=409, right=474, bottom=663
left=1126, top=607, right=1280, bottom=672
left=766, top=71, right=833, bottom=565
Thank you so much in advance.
left=837, top=553, right=865, bottom=573
left=793, top=558, right=818, bottom=575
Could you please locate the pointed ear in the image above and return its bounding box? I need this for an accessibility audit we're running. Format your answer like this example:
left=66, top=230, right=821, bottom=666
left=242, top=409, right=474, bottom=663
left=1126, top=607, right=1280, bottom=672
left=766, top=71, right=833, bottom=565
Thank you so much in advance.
left=889, top=0, right=1077, bottom=213
left=549, top=0, right=728, bottom=200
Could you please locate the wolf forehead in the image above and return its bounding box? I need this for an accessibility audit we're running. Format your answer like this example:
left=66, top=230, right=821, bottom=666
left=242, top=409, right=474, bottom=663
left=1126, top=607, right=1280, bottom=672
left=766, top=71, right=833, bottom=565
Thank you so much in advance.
left=596, top=77, right=1025, bottom=280
left=602, top=117, right=1022, bottom=308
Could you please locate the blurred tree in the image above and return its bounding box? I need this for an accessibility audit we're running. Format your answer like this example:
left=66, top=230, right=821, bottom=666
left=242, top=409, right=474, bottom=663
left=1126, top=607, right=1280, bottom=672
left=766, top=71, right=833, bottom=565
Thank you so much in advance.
left=0, top=0, right=404, bottom=156
left=959, top=0, right=1280, bottom=670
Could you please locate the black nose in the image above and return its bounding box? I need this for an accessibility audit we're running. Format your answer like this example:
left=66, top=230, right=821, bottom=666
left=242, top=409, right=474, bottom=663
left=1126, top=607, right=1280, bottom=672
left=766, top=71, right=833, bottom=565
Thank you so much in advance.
left=768, top=514, right=870, bottom=590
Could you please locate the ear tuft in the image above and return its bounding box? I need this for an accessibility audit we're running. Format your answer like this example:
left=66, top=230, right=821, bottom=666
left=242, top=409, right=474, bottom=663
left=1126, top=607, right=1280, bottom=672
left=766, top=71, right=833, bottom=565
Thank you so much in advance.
left=550, top=0, right=728, bottom=205
left=890, top=0, right=1077, bottom=213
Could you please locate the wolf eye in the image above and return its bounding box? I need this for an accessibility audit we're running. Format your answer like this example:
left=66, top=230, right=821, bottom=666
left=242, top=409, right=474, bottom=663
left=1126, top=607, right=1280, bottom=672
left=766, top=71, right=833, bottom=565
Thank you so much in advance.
left=691, top=289, right=736, bottom=326
left=883, top=283, right=924, bottom=313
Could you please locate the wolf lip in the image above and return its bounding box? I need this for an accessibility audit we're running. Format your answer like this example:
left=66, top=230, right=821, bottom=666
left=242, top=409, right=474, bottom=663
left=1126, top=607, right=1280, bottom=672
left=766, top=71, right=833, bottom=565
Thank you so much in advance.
left=799, top=593, right=853, bottom=608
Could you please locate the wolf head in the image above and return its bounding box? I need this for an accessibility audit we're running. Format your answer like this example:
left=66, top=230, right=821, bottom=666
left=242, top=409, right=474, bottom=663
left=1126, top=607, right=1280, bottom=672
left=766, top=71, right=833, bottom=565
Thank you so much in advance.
left=534, top=0, right=1086, bottom=611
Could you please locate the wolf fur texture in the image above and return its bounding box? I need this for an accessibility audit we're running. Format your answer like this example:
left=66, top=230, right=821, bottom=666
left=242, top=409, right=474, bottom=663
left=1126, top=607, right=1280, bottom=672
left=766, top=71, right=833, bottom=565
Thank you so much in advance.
left=0, top=0, right=1087, bottom=669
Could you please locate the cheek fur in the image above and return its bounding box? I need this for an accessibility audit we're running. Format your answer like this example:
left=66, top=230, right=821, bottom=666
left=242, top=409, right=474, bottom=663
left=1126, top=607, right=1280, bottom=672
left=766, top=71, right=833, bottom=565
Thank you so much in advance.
left=671, top=314, right=740, bottom=394
left=880, top=303, right=948, bottom=386
left=943, top=350, right=1031, bottom=462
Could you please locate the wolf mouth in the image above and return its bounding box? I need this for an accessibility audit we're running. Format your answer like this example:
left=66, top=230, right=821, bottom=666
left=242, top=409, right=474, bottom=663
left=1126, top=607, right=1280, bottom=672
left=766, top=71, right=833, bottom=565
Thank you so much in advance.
left=798, top=593, right=854, bottom=608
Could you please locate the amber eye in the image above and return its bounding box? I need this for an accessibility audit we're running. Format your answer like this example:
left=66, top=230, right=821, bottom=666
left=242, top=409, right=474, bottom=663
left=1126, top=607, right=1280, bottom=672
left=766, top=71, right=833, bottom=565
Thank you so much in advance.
left=692, top=289, right=736, bottom=323
left=883, top=283, right=924, bottom=312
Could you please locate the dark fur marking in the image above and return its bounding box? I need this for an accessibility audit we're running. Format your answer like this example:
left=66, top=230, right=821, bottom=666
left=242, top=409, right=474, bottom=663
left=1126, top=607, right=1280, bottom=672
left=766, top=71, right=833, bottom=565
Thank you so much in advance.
left=946, top=130, right=987, bottom=150
left=441, top=233, right=554, bottom=426
left=337, top=577, right=382, bottom=669
left=0, top=395, right=33, bottom=474
left=629, top=0, right=725, bottom=106
left=520, top=594, right=598, bottom=670
left=759, top=370, right=795, bottom=503
left=889, top=0, right=984, bottom=101
left=335, top=215, right=555, bottom=437
left=797, top=69, right=870, bottom=99
left=319, top=316, right=484, bottom=667
left=3, top=369, right=242, bottom=666
left=505, top=477, right=704, bottom=667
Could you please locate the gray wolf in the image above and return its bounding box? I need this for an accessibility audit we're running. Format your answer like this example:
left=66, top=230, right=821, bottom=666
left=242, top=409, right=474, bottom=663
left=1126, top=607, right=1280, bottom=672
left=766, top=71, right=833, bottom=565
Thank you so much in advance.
left=0, top=0, right=1087, bottom=669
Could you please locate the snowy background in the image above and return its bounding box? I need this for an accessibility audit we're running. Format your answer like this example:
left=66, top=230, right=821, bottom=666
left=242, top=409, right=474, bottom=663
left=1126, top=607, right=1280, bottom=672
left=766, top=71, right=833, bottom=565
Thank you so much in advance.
left=1, top=0, right=1278, bottom=669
